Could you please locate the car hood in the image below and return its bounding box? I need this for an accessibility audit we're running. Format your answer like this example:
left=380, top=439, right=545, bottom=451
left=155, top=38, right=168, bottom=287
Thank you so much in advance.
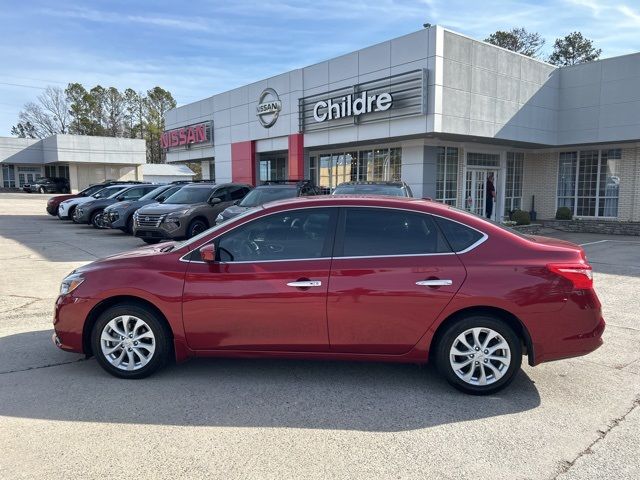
left=49, top=194, right=78, bottom=204
left=84, top=198, right=117, bottom=208
left=61, top=196, right=95, bottom=207
left=137, top=202, right=204, bottom=215
left=74, top=241, right=178, bottom=273
left=222, top=204, right=250, bottom=218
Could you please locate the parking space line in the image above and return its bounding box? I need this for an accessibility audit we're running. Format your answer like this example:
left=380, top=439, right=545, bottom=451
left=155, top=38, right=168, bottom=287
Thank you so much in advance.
left=579, top=240, right=610, bottom=246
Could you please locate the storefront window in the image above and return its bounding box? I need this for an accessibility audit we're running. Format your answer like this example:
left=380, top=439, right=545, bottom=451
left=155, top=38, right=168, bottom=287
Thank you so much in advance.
left=467, top=152, right=500, bottom=167
left=436, top=147, right=458, bottom=206
left=504, top=152, right=523, bottom=215
left=311, top=147, right=401, bottom=192
left=259, top=155, right=286, bottom=182
left=556, top=149, right=619, bottom=218
left=2, top=164, right=16, bottom=188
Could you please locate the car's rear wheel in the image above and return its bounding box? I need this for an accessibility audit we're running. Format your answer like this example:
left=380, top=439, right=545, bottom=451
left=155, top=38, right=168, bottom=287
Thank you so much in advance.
left=39, top=187, right=46, bottom=194
left=435, top=315, right=522, bottom=395
left=187, top=218, right=208, bottom=238
left=91, top=304, right=171, bottom=379
left=90, top=209, right=104, bottom=228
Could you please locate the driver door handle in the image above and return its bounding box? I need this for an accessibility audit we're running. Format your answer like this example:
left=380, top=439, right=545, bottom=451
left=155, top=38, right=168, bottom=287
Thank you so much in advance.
left=415, top=279, right=453, bottom=287
left=286, top=280, right=322, bottom=288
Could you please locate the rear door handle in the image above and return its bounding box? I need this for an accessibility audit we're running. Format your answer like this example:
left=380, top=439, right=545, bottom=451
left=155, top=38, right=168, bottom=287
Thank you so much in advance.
left=416, top=279, right=453, bottom=287
left=287, top=281, right=322, bottom=288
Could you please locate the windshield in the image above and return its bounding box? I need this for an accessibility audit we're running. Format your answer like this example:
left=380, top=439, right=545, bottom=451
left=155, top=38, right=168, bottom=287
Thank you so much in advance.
left=139, top=185, right=170, bottom=201
left=239, top=187, right=297, bottom=207
left=333, top=184, right=405, bottom=196
left=91, top=186, right=123, bottom=199
left=163, top=186, right=213, bottom=204
left=107, top=187, right=128, bottom=199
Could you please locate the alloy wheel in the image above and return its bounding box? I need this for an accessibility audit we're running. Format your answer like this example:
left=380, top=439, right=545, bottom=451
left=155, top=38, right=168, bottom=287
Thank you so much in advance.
left=449, top=327, right=511, bottom=386
left=100, top=315, right=156, bottom=371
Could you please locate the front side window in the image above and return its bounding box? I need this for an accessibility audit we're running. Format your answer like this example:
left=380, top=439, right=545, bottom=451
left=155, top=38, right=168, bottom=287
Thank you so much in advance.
left=339, top=208, right=450, bottom=257
left=436, top=147, right=459, bottom=206
left=120, top=187, right=150, bottom=200
left=216, top=208, right=335, bottom=262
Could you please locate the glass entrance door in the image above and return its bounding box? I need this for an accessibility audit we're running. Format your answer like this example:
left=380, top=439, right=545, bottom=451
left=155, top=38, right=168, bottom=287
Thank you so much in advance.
left=259, top=154, right=287, bottom=182
left=465, top=169, right=499, bottom=221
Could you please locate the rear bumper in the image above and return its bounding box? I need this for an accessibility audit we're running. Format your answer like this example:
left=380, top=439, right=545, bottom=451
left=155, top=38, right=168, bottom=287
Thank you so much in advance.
left=528, top=289, right=605, bottom=365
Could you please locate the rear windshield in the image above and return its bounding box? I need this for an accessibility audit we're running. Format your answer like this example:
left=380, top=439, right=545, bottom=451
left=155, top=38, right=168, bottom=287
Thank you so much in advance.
left=333, top=184, right=406, bottom=196
left=239, top=187, right=297, bottom=207
left=163, top=186, right=213, bottom=204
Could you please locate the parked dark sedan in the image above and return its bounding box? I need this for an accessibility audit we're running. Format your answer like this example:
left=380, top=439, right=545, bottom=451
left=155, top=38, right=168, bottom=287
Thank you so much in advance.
left=23, top=177, right=70, bottom=194
left=103, top=184, right=184, bottom=233
left=73, top=184, right=156, bottom=227
left=332, top=181, right=413, bottom=197
left=216, top=180, right=320, bottom=224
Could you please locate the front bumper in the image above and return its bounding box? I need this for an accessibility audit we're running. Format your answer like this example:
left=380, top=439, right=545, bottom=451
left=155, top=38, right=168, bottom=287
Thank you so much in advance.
left=46, top=203, right=58, bottom=215
left=74, top=207, right=91, bottom=223
left=105, top=210, right=126, bottom=229
left=52, top=294, right=97, bottom=354
left=133, top=215, right=187, bottom=240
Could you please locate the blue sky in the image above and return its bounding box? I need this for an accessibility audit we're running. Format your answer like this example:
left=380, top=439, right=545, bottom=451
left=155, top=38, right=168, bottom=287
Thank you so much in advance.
left=1, top=0, right=639, bottom=136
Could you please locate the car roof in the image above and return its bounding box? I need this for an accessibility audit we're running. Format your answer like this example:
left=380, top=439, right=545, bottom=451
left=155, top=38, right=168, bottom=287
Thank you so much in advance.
left=254, top=183, right=298, bottom=189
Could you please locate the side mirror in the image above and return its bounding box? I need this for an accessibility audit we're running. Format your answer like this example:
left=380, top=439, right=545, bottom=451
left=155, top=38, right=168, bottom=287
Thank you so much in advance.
left=200, top=244, right=216, bottom=262
left=233, top=199, right=241, bottom=205
left=116, top=195, right=124, bottom=201
left=208, top=197, right=222, bottom=205
left=156, top=196, right=166, bottom=203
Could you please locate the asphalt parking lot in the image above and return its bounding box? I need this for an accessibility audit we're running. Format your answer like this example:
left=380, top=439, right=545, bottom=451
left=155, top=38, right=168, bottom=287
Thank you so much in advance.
left=0, top=192, right=638, bottom=480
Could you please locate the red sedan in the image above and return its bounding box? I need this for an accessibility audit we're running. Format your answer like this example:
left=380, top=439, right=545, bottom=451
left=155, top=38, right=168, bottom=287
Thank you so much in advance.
left=53, top=196, right=604, bottom=394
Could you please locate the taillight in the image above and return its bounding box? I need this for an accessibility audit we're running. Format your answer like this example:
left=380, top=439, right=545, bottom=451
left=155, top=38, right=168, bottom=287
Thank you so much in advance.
left=547, top=263, right=593, bottom=289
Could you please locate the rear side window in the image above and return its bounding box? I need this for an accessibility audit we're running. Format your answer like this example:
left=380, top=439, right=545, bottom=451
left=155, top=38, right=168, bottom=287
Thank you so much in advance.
left=339, top=208, right=451, bottom=257
left=229, top=186, right=249, bottom=200
left=435, top=217, right=484, bottom=252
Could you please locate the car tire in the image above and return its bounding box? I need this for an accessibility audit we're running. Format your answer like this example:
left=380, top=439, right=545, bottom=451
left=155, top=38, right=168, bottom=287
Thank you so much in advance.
left=39, top=187, right=46, bottom=194
left=91, top=303, right=171, bottom=379
left=90, top=209, right=104, bottom=228
left=187, top=218, right=208, bottom=238
left=434, top=315, right=522, bottom=395
left=142, top=238, right=161, bottom=244
left=125, top=216, right=134, bottom=234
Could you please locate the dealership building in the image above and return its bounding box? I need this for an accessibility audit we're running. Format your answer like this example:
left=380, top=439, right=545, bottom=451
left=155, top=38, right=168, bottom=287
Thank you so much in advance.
left=162, top=25, right=640, bottom=223
left=0, top=135, right=147, bottom=191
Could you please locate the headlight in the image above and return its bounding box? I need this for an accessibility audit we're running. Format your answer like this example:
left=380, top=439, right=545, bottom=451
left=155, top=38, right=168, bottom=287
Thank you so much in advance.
left=166, top=210, right=189, bottom=220
left=59, top=273, right=85, bottom=296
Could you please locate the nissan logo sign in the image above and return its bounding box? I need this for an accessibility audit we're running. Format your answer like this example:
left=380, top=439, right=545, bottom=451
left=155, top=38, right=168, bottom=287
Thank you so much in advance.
left=256, top=88, right=282, bottom=128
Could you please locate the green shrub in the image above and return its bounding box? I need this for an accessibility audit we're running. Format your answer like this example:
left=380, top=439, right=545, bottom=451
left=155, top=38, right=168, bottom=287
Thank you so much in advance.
left=555, top=206, right=572, bottom=220
left=512, top=209, right=531, bottom=226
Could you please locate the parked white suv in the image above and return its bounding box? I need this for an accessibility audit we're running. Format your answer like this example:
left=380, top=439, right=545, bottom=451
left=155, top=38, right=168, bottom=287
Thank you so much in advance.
left=57, top=185, right=131, bottom=220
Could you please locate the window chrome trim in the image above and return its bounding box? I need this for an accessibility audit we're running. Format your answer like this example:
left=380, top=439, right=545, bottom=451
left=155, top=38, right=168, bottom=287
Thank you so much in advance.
left=179, top=204, right=489, bottom=264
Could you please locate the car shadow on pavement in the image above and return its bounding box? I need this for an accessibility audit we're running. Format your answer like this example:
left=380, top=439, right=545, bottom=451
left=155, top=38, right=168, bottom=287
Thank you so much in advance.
left=0, top=329, right=541, bottom=432
left=0, top=214, right=142, bottom=262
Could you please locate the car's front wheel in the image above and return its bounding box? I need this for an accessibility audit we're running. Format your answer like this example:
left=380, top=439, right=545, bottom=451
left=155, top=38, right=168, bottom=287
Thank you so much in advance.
left=39, top=186, right=46, bottom=194
left=435, top=315, right=522, bottom=395
left=90, top=209, right=104, bottom=228
left=91, top=303, right=171, bottom=379
left=187, top=218, right=208, bottom=238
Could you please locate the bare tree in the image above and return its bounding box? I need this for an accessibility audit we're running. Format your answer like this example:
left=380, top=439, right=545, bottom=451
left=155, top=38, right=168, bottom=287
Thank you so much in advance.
left=13, top=86, right=71, bottom=138
left=485, top=28, right=545, bottom=58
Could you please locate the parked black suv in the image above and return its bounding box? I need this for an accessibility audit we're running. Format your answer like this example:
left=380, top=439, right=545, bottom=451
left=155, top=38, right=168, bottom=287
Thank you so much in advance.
left=215, top=180, right=321, bottom=224
left=133, top=182, right=252, bottom=243
left=332, top=181, right=414, bottom=197
left=23, top=177, right=70, bottom=194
